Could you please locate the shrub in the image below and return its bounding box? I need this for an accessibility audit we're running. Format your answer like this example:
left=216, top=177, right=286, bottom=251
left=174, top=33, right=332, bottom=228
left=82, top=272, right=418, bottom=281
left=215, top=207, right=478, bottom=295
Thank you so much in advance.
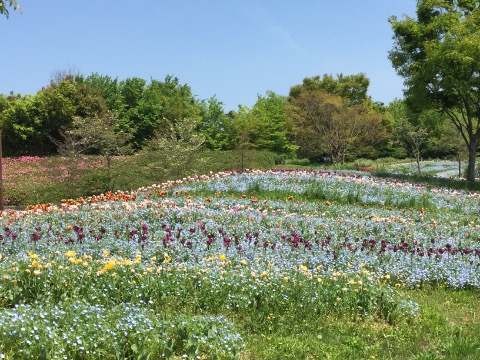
left=285, top=158, right=310, bottom=166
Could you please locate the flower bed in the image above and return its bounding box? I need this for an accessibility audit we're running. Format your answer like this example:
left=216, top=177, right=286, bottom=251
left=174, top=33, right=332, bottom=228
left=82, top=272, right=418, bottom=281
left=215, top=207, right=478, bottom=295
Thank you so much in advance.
left=0, top=169, right=479, bottom=358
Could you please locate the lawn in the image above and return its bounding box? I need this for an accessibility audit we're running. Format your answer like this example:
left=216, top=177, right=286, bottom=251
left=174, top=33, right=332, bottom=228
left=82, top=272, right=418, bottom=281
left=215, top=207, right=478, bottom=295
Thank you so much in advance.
left=1, top=168, right=479, bottom=359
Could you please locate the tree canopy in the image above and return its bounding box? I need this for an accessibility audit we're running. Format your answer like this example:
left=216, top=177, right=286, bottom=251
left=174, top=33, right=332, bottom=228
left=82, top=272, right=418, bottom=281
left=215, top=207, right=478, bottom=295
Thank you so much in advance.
left=198, top=96, right=236, bottom=151
left=0, top=0, right=20, bottom=18
left=287, top=90, right=386, bottom=163
left=389, top=0, right=480, bottom=182
left=233, top=91, right=297, bottom=155
left=289, top=73, right=370, bottom=106
left=0, top=68, right=458, bottom=165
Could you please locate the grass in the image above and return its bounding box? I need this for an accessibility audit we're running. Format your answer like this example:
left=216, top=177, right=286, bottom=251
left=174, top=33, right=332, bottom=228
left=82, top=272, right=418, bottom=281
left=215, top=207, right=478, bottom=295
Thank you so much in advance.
left=246, top=290, right=480, bottom=359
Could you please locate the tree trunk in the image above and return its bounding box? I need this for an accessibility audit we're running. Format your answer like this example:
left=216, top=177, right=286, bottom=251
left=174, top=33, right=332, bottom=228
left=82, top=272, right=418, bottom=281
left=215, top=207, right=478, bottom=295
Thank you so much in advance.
left=466, top=138, right=478, bottom=183
left=458, top=158, right=461, bottom=179
left=414, top=149, right=421, bottom=174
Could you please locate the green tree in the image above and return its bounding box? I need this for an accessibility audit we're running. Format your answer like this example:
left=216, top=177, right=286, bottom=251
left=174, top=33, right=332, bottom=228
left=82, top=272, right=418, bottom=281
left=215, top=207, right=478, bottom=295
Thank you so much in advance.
left=0, top=0, right=20, bottom=18
left=289, top=73, right=370, bottom=105
left=389, top=0, right=480, bottom=182
left=0, top=94, right=10, bottom=114
left=376, top=100, right=405, bottom=158
left=152, top=75, right=200, bottom=123
left=198, top=96, right=236, bottom=150
left=78, top=73, right=123, bottom=113
left=396, top=119, right=430, bottom=174
left=119, top=77, right=146, bottom=111
left=69, top=113, right=133, bottom=191
left=117, top=76, right=201, bottom=149
left=0, top=95, right=37, bottom=155
left=147, top=117, right=205, bottom=178
left=288, top=91, right=386, bottom=163
left=386, top=98, right=447, bottom=158
left=439, top=119, right=467, bottom=177
left=233, top=106, right=256, bottom=147
left=1, top=78, right=107, bottom=155
left=232, top=92, right=297, bottom=156
left=250, top=91, right=297, bottom=154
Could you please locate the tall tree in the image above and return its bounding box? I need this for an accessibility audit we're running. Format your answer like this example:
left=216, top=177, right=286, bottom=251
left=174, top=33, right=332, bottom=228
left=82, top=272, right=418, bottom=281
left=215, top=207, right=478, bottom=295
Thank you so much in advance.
left=288, top=91, right=386, bottom=163
left=0, top=94, right=10, bottom=114
left=147, top=116, right=205, bottom=178
left=289, top=73, right=370, bottom=105
left=0, top=94, right=36, bottom=155
left=117, top=76, right=201, bottom=148
left=68, top=113, right=133, bottom=191
left=385, top=98, right=444, bottom=159
left=232, top=92, right=297, bottom=155
left=198, top=96, right=236, bottom=150
left=250, top=91, right=297, bottom=154
left=396, top=119, right=430, bottom=174
left=0, top=0, right=20, bottom=18
left=1, top=78, right=107, bottom=155
left=77, top=73, right=123, bottom=113
left=438, top=118, right=467, bottom=177
left=389, top=0, right=480, bottom=182
left=232, top=105, right=258, bottom=150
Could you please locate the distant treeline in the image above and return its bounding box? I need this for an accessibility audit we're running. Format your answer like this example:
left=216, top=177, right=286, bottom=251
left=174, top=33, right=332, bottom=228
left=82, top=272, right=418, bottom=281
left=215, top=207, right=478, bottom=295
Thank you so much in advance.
left=0, top=72, right=461, bottom=163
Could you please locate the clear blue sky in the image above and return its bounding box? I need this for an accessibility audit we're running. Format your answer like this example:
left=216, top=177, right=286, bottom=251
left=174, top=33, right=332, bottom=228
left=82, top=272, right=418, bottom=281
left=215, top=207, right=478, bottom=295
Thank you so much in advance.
left=0, top=1, right=416, bottom=112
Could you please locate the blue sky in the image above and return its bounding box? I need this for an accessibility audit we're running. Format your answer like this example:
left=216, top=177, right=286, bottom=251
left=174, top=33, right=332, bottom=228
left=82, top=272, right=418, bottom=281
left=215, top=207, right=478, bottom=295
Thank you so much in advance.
left=0, top=1, right=416, bottom=112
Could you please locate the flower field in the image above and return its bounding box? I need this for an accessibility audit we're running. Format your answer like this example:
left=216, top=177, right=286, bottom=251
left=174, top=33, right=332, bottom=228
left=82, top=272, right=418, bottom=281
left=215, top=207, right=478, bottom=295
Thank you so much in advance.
left=1, top=169, right=480, bottom=359
left=383, top=160, right=461, bottom=178
left=2, top=156, right=108, bottom=206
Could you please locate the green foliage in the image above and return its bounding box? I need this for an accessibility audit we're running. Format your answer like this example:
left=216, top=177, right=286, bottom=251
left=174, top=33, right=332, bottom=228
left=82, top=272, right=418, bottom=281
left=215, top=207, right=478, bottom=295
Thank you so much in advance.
left=120, top=77, right=146, bottom=110
left=232, top=91, right=297, bottom=156
left=117, top=76, right=202, bottom=149
left=0, top=0, right=21, bottom=18
left=289, top=73, right=370, bottom=105
left=145, top=116, right=205, bottom=179
left=70, top=113, right=132, bottom=158
left=1, top=78, right=108, bottom=156
left=249, top=91, right=297, bottom=154
left=285, top=157, right=310, bottom=166
left=69, top=114, right=133, bottom=191
left=389, top=1, right=480, bottom=182
left=2, top=74, right=206, bottom=156
left=77, top=72, right=124, bottom=113
left=385, top=99, right=452, bottom=159
left=288, top=90, right=387, bottom=163
left=396, top=119, right=430, bottom=174
left=0, top=94, right=9, bottom=114
left=1, top=95, right=38, bottom=154
left=273, top=153, right=287, bottom=165
left=2, top=63, right=476, bottom=169
left=198, top=96, right=237, bottom=150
